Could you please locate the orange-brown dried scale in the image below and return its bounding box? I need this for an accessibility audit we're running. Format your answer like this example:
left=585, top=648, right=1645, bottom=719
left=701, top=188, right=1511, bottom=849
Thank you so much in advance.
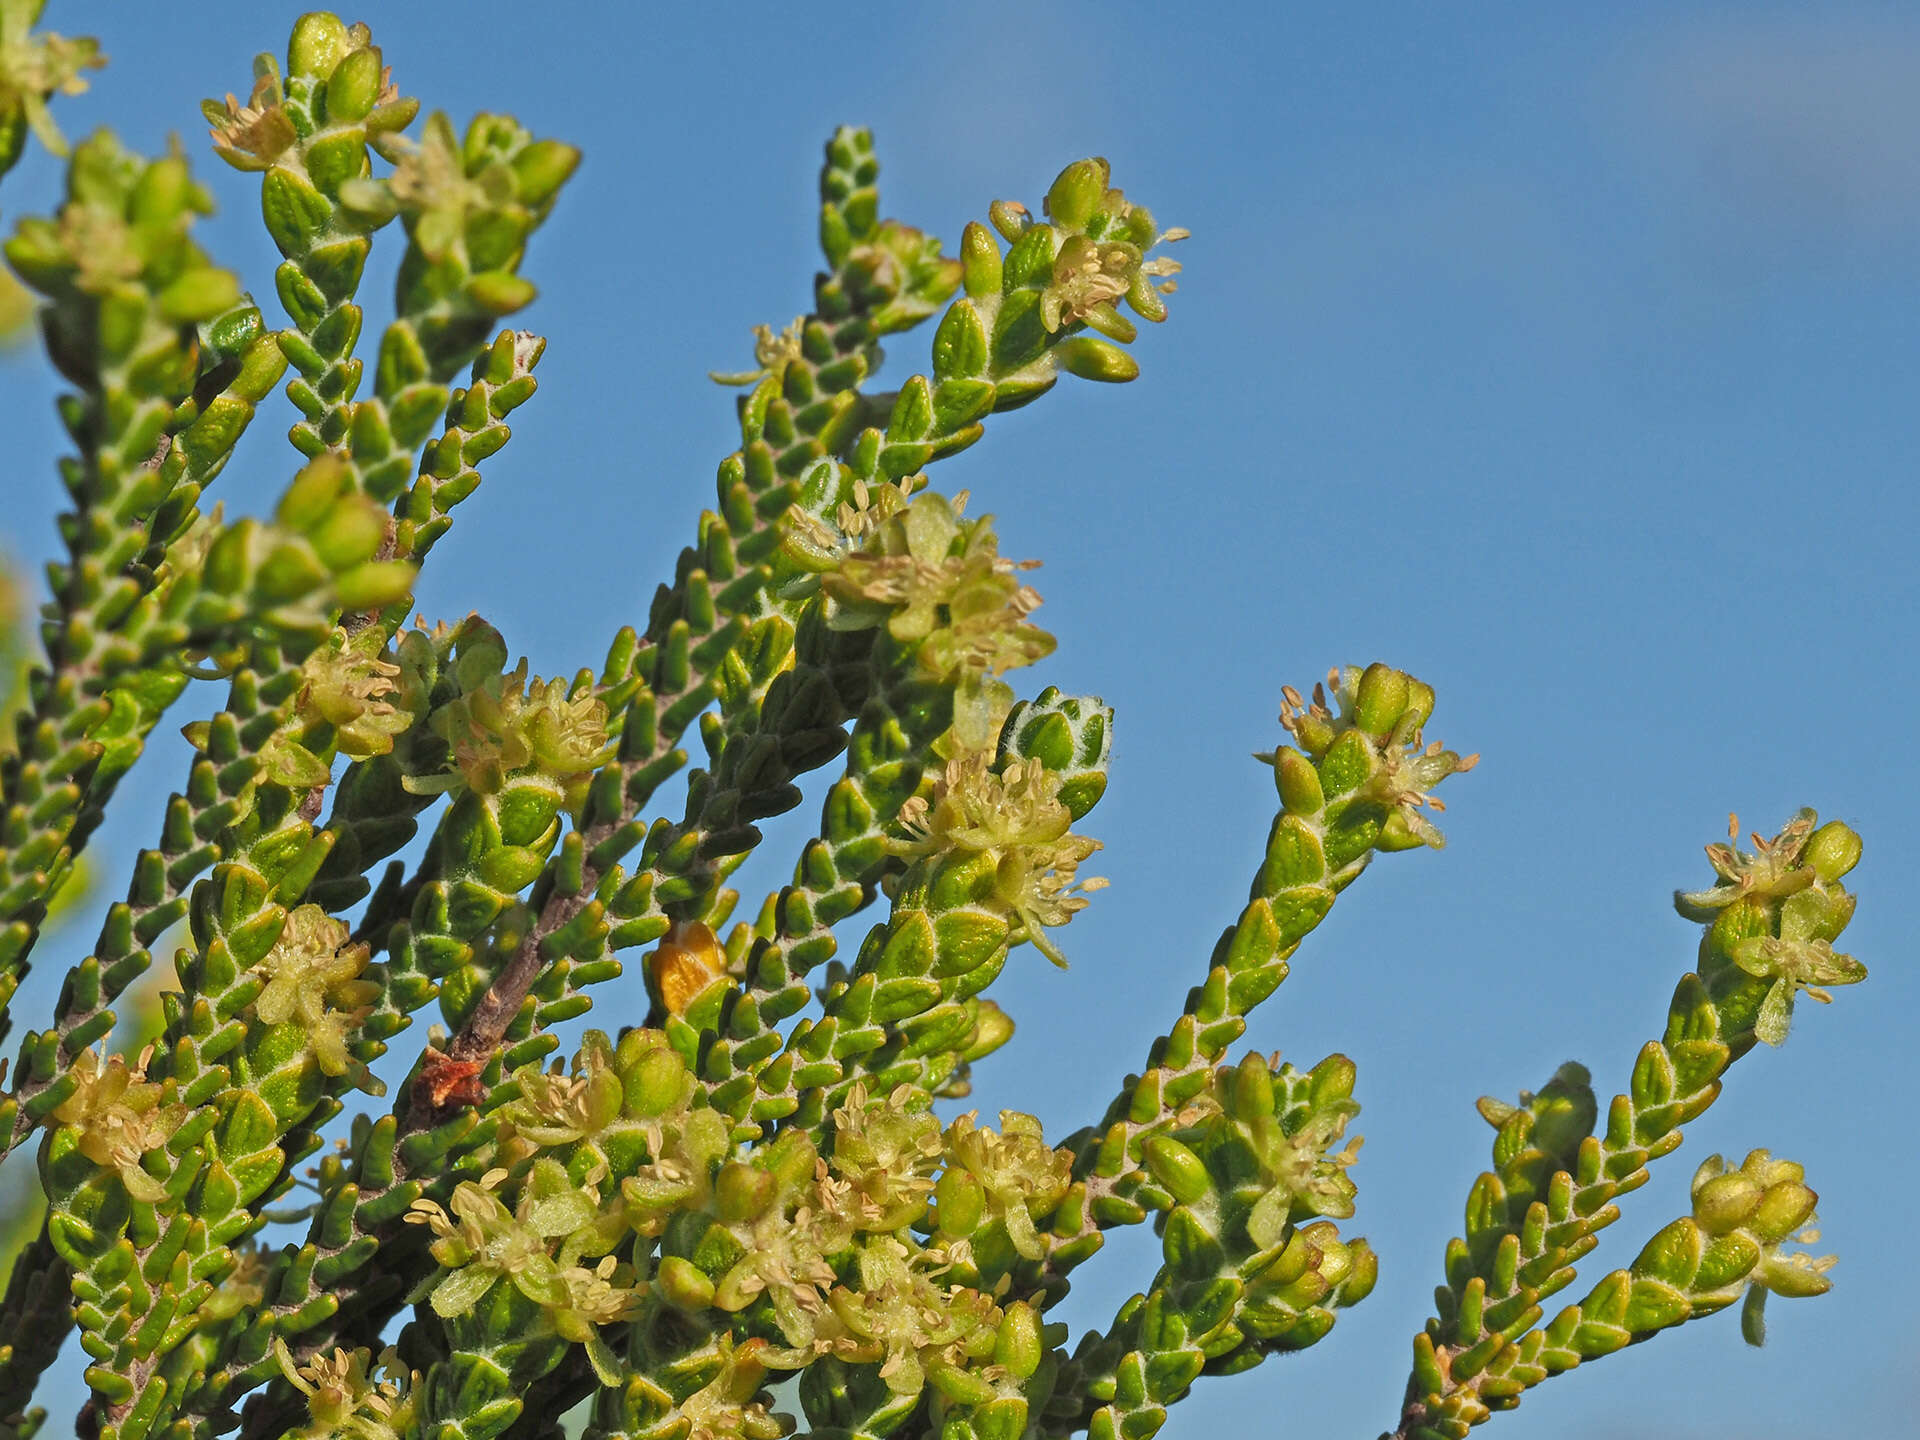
left=647, top=918, right=728, bottom=1018
left=416, top=1047, right=487, bottom=1111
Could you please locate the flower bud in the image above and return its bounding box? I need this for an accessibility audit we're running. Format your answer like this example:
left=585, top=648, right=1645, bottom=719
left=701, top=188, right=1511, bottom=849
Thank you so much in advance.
left=1045, top=159, right=1109, bottom=232
left=934, top=1168, right=985, bottom=1237
left=1749, top=1181, right=1818, bottom=1244
left=962, top=1001, right=1015, bottom=1062
left=1053, top=335, right=1139, bottom=384
left=288, top=12, right=351, bottom=78
left=657, top=1256, right=714, bottom=1311
left=325, top=44, right=384, bottom=123
left=623, top=1042, right=688, bottom=1118
left=714, top=1162, right=774, bottom=1224
left=962, top=221, right=1003, bottom=298
left=1353, top=663, right=1408, bottom=735
left=1692, top=1171, right=1761, bottom=1235
left=1805, top=821, right=1863, bottom=883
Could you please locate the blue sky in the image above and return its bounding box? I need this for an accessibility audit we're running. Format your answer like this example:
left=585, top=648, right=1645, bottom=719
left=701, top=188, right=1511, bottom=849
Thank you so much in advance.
left=3, top=3, right=1915, bottom=1435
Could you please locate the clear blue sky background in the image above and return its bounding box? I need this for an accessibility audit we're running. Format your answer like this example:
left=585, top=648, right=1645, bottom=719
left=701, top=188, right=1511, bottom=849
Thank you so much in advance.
left=3, top=3, right=1915, bottom=1437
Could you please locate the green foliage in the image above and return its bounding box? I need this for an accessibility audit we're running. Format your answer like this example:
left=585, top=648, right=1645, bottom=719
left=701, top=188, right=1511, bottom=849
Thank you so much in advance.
left=0, top=10, right=1868, bottom=1440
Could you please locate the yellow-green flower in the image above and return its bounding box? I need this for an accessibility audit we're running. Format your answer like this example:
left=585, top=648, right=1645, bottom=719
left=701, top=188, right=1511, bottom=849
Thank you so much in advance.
left=620, top=1104, right=730, bottom=1236
left=707, top=1135, right=853, bottom=1350
left=828, top=1083, right=944, bottom=1232
left=710, top=315, right=806, bottom=386
left=0, top=0, right=101, bottom=160
left=409, top=657, right=612, bottom=808
left=275, top=1340, right=418, bottom=1440
left=204, top=71, right=296, bottom=172
left=675, top=1337, right=790, bottom=1440
left=252, top=905, right=381, bottom=1083
left=385, top=110, right=512, bottom=262
left=817, top=1236, right=1002, bottom=1396
left=49, top=1048, right=183, bottom=1202
left=496, top=1031, right=624, bottom=1153
left=895, top=752, right=1106, bottom=966
left=552, top=1253, right=644, bottom=1383
left=1677, top=810, right=1823, bottom=917
left=940, top=1110, right=1072, bottom=1261
left=1688, top=1151, right=1837, bottom=1345
left=53, top=199, right=139, bottom=295
left=1031, top=159, right=1186, bottom=331
left=1275, top=665, right=1475, bottom=848
left=298, top=627, right=412, bottom=760
left=405, top=1161, right=621, bottom=1323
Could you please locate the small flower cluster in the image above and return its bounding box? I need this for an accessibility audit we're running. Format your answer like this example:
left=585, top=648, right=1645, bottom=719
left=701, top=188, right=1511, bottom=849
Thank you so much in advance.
left=398, top=1041, right=1080, bottom=1421
left=709, top=315, right=806, bottom=387
left=798, top=1233, right=1002, bottom=1395
left=406, top=1159, right=640, bottom=1382
left=6, top=129, right=237, bottom=316
left=203, top=75, right=298, bottom=172
left=351, top=111, right=506, bottom=263
left=798, top=489, right=1054, bottom=753
left=404, top=646, right=613, bottom=811
left=494, top=1030, right=627, bottom=1154
left=894, top=750, right=1107, bottom=966
left=937, top=1109, right=1073, bottom=1262
left=1275, top=663, right=1477, bottom=848
left=204, top=16, right=410, bottom=175
left=250, top=905, right=382, bottom=1087
left=1144, top=1052, right=1364, bottom=1250
left=0, top=0, right=102, bottom=159
left=1676, top=809, right=1866, bottom=1045
left=1671, top=1149, right=1837, bottom=1347
left=828, top=1082, right=944, bottom=1231
left=1676, top=808, right=1863, bottom=918
left=296, top=627, right=411, bottom=760
left=996, top=156, right=1188, bottom=334
left=275, top=1340, right=420, bottom=1440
